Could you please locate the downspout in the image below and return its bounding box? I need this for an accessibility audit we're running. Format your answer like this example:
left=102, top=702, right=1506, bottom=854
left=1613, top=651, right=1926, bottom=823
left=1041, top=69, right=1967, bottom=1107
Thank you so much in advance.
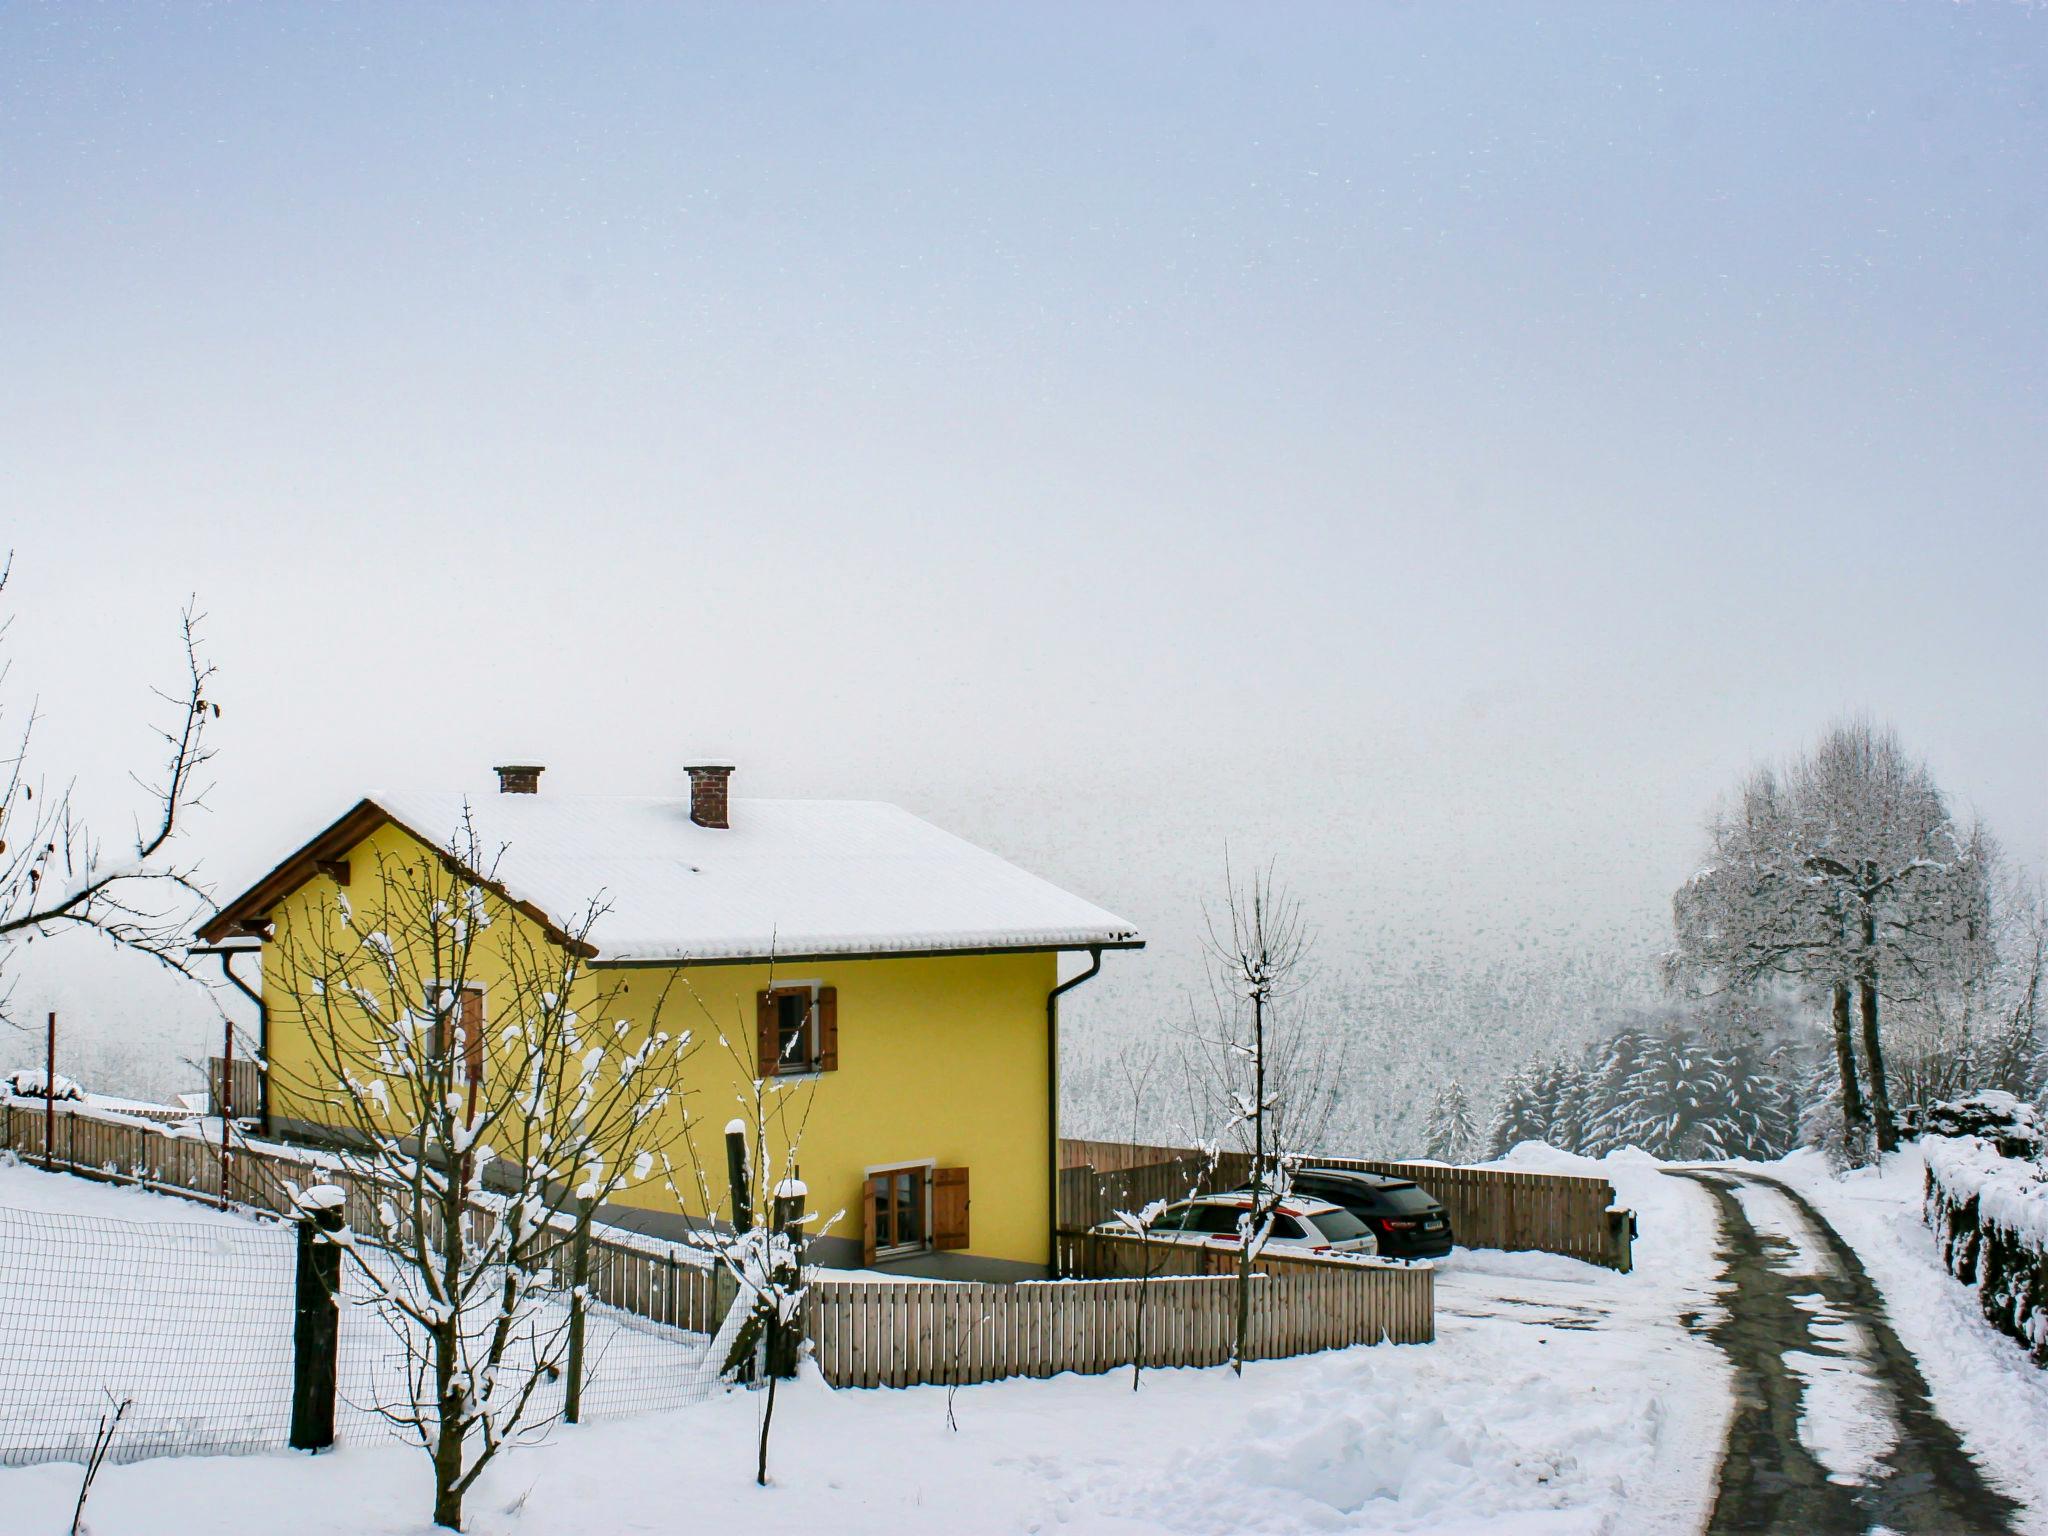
left=1046, top=946, right=1103, bottom=1270
left=213, top=948, right=270, bottom=1135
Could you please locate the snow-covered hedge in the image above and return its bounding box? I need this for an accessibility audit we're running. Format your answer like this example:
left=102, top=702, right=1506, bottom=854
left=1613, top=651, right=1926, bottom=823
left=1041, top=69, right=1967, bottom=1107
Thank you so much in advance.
left=1925, top=1134, right=2048, bottom=1365
left=2, top=1068, right=83, bottom=1102
left=1909, top=1091, right=2043, bottom=1161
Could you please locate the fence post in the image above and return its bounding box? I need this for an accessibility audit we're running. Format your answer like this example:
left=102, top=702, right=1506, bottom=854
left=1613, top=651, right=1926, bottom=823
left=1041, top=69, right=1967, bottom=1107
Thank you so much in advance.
left=767, top=1177, right=806, bottom=1380
left=43, top=1012, right=56, bottom=1171
left=1607, top=1207, right=1635, bottom=1274
left=290, top=1185, right=347, bottom=1451
left=564, top=1197, right=593, bottom=1424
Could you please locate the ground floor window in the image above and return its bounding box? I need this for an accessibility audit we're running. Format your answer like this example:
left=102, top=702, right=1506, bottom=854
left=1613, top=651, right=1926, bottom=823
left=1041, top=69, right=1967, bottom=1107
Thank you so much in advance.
left=863, top=1163, right=970, bottom=1264
left=868, top=1165, right=927, bottom=1258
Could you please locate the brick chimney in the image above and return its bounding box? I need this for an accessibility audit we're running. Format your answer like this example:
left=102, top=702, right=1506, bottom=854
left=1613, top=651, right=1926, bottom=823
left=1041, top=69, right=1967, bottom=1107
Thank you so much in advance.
left=494, top=764, right=544, bottom=795
left=686, top=763, right=734, bottom=828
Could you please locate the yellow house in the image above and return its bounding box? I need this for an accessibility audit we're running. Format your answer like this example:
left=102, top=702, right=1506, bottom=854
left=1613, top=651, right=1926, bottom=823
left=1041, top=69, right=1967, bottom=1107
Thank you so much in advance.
left=197, top=763, right=1140, bottom=1279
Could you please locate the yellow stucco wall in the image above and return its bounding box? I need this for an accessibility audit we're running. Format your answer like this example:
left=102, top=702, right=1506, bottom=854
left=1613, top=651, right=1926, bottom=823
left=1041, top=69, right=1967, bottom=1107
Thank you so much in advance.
left=258, top=818, right=1057, bottom=1267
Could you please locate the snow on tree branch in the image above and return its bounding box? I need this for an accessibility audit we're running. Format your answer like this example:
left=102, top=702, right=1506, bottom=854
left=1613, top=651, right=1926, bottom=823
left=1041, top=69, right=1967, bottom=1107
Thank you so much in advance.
left=0, top=556, right=219, bottom=1015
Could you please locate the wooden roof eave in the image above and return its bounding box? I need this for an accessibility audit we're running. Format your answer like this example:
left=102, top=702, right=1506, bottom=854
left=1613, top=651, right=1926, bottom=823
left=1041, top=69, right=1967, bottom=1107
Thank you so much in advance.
left=194, top=799, right=600, bottom=960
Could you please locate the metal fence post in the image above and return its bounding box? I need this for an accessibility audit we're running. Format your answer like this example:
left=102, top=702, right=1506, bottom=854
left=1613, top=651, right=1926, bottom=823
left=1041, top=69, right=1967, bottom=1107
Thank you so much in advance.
left=564, top=1198, right=593, bottom=1424
left=290, top=1186, right=346, bottom=1451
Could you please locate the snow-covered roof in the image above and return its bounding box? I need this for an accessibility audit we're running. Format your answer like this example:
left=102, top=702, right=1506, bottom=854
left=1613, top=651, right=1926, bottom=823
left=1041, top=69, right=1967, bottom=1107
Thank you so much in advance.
left=204, top=791, right=1142, bottom=965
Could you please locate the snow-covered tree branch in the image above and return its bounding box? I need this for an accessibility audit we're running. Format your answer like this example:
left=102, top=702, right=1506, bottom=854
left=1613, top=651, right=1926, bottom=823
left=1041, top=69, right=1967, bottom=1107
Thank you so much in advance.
left=0, top=556, right=219, bottom=1018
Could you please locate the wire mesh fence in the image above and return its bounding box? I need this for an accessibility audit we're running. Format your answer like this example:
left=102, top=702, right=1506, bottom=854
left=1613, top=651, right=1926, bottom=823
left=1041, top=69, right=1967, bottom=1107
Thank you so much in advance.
left=0, top=1198, right=738, bottom=1468
left=0, top=1205, right=297, bottom=1466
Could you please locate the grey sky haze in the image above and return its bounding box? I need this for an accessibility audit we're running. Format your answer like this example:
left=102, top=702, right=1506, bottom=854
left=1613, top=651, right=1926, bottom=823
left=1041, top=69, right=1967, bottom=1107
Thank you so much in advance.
left=2, top=4, right=2043, bottom=1097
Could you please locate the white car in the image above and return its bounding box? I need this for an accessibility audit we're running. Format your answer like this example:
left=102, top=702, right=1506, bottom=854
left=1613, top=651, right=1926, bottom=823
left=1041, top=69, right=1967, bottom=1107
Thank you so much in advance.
left=1105, top=1193, right=1379, bottom=1259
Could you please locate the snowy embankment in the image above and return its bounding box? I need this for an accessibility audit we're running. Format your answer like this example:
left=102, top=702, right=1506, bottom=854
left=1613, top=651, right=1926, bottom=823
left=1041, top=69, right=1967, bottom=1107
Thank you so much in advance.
left=1771, top=1146, right=2048, bottom=1531
left=0, top=1148, right=1731, bottom=1536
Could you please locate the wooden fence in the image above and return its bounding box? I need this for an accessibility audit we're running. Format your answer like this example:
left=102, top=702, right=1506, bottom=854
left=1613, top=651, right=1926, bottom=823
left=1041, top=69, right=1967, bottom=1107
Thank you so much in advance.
left=206, top=1056, right=263, bottom=1120
left=809, top=1238, right=1432, bottom=1388
left=1059, top=1137, right=1633, bottom=1272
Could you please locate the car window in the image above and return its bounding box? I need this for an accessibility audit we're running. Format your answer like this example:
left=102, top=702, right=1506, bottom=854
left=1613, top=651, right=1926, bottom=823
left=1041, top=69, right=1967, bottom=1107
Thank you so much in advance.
left=1183, top=1203, right=1248, bottom=1236
left=1379, top=1185, right=1441, bottom=1215
left=1306, top=1206, right=1371, bottom=1242
left=1268, top=1214, right=1306, bottom=1240
left=1149, top=1202, right=1194, bottom=1232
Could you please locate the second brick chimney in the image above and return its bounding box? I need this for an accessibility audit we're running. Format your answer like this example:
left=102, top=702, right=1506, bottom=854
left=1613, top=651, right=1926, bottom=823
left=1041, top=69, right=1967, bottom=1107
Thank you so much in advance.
left=685, top=763, right=734, bottom=828
left=494, top=764, right=544, bottom=795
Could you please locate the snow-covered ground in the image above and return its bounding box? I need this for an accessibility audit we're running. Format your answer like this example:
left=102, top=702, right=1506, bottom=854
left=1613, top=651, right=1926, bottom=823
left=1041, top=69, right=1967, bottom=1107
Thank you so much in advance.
left=0, top=1149, right=1732, bottom=1535
left=1770, top=1146, right=2048, bottom=1533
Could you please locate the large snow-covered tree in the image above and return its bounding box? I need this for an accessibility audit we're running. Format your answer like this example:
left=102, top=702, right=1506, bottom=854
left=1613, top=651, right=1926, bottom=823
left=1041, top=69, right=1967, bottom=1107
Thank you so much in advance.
left=0, top=556, right=218, bottom=1020
left=265, top=810, right=696, bottom=1532
left=1486, top=1066, right=1549, bottom=1157
left=1667, top=722, right=1990, bottom=1156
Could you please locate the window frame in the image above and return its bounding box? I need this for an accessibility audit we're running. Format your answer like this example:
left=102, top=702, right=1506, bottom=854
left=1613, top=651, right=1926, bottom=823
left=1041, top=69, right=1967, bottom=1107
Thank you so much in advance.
left=763, top=981, right=823, bottom=1076
left=424, top=980, right=486, bottom=1088
left=864, top=1158, right=934, bottom=1260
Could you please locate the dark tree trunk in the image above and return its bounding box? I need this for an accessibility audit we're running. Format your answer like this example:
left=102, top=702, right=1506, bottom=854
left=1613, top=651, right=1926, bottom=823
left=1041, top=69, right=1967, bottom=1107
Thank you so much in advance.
left=1860, top=971, right=1897, bottom=1153
left=1831, top=982, right=1867, bottom=1146
left=1858, top=888, right=1897, bottom=1154
left=433, top=1342, right=465, bottom=1529
left=1234, top=991, right=1264, bottom=1378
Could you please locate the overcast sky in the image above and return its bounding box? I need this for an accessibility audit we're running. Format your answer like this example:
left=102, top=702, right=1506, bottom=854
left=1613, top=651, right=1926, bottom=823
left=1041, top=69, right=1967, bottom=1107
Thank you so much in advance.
left=3, top=4, right=2044, bottom=1071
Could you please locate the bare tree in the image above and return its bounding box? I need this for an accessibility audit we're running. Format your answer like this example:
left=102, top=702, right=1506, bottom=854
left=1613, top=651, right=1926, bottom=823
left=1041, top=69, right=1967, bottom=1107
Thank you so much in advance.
left=265, top=809, right=694, bottom=1532
left=666, top=1006, right=837, bottom=1489
left=1101, top=1045, right=1176, bottom=1391
left=0, top=556, right=218, bottom=1018
left=1185, top=860, right=1335, bottom=1375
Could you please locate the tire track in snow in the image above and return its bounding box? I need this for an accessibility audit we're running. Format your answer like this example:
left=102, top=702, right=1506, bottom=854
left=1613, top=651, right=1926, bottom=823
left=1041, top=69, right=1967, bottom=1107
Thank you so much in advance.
left=1676, top=1168, right=2021, bottom=1536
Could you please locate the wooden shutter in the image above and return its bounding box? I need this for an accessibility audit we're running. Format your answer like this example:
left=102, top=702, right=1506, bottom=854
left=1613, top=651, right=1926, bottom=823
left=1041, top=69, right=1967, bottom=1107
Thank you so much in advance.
left=817, top=986, right=838, bottom=1072
left=755, top=990, right=779, bottom=1078
left=932, top=1166, right=970, bottom=1251
left=862, top=1174, right=885, bottom=1265
left=459, top=988, right=484, bottom=1085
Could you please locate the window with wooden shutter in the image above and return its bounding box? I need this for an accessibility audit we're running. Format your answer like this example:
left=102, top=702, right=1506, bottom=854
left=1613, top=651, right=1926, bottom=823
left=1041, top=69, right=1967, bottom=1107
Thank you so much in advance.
left=430, top=984, right=484, bottom=1086
left=932, top=1166, right=969, bottom=1251
left=864, top=1164, right=933, bottom=1262
left=817, top=986, right=838, bottom=1072
left=755, top=990, right=780, bottom=1078
left=756, top=985, right=833, bottom=1075
left=458, top=987, right=484, bottom=1087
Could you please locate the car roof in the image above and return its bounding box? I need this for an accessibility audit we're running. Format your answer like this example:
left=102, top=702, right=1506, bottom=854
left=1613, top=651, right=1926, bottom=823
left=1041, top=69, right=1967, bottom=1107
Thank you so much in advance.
left=1295, top=1167, right=1419, bottom=1192
left=1183, top=1192, right=1345, bottom=1219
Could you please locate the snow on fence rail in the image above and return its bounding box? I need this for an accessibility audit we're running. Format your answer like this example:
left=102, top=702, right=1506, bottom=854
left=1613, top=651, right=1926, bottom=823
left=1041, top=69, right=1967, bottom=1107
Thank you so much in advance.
left=1058, top=1137, right=1633, bottom=1271
left=1925, top=1135, right=2048, bottom=1365
left=810, top=1241, right=1431, bottom=1389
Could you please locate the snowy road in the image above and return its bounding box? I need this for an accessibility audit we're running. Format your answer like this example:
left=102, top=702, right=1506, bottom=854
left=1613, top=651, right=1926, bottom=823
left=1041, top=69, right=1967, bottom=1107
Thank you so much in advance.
left=1675, top=1168, right=2022, bottom=1536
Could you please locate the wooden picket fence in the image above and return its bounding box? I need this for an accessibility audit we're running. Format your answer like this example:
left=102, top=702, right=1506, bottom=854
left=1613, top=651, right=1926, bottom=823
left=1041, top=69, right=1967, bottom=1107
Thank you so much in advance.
left=1059, top=1137, right=1633, bottom=1272
left=809, top=1238, right=1432, bottom=1388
